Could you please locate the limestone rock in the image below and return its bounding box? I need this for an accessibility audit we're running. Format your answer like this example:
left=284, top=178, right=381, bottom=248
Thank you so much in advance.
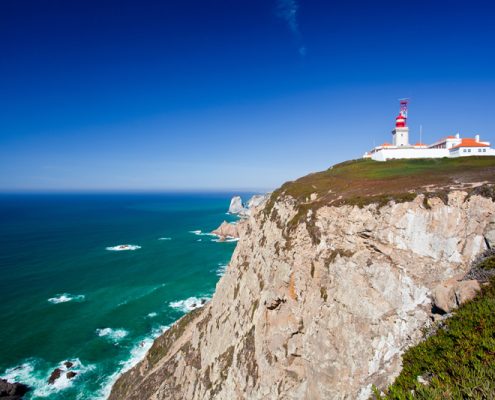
left=455, top=280, right=481, bottom=305
left=110, top=191, right=495, bottom=400
left=432, top=282, right=457, bottom=313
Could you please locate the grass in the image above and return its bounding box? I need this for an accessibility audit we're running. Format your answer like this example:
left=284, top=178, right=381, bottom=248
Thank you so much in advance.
left=279, top=157, right=495, bottom=205
left=373, top=256, right=495, bottom=400
left=263, top=157, right=495, bottom=244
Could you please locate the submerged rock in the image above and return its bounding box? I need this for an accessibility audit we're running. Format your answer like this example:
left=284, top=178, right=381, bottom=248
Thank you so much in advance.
left=0, top=378, right=29, bottom=399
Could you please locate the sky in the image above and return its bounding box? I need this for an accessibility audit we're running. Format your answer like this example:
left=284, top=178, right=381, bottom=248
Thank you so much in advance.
left=1, top=0, right=494, bottom=192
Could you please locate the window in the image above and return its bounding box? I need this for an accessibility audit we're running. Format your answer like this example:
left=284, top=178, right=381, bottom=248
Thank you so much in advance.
left=478, top=149, right=482, bottom=152
left=483, top=149, right=487, bottom=152
left=463, top=149, right=467, bottom=153
left=468, top=149, right=471, bottom=153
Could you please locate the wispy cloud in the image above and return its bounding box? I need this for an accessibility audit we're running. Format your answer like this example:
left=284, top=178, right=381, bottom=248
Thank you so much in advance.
left=276, top=0, right=305, bottom=55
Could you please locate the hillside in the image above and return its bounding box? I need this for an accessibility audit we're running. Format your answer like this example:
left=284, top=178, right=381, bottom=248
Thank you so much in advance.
left=269, top=157, right=495, bottom=208
left=109, top=157, right=495, bottom=400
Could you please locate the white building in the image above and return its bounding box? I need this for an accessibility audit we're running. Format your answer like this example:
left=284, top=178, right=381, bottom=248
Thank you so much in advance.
left=363, top=103, right=495, bottom=161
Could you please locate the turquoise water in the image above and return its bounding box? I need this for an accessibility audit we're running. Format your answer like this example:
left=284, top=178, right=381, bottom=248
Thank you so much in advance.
left=0, top=193, right=243, bottom=399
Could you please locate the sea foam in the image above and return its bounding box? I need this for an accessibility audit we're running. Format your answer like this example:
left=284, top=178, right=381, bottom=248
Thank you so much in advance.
left=1, top=358, right=94, bottom=397
left=96, top=328, right=128, bottom=343
left=47, top=293, right=85, bottom=304
left=169, top=296, right=210, bottom=312
left=93, top=325, right=169, bottom=400
left=158, top=237, right=172, bottom=241
left=106, top=244, right=141, bottom=251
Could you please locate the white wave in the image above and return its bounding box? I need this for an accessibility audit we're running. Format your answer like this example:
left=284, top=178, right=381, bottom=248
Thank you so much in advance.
left=1, top=358, right=94, bottom=397
left=216, top=264, right=228, bottom=277
left=147, top=312, right=158, bottom=318
left=47, top=293, right=85, bottom=304
left=189, top=230, right=216, bottom=237
left=92, top=325, right=169, bottom=400
left=96, top=328, right=128, bottom=343
left=106, top=244, right=141, bottom=251
left=158, top=237, right=171, bottom=241
left=169, top=296, right=210, bottom=313
left=211, top=237, right=240, bottom=243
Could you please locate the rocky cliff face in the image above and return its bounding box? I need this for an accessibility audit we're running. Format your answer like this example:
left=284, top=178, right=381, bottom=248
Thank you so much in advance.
left=110, top=190, right=495, bottom=400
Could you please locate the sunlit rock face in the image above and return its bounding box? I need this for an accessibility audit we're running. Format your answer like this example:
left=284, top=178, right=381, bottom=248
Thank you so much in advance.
left=110, top=191, right=495, bottom=400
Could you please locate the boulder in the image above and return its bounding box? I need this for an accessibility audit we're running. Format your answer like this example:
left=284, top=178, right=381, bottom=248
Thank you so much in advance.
left=0, top=378, right=30, bottom=399
left=48, top=368, right=62, bottom=385
left=66, top=371, right=77, bottom=380
left=63, top=361, right=73, bottom=369
left=455, top=280, right=481, bottom=305
left=432, top=282, right=457, bottom=313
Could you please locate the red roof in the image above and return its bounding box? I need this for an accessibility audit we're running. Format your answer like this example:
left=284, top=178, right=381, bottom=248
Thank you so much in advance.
left=450, top=138, right=489, bottom=150
left=381, top=142, right=393, bottom=147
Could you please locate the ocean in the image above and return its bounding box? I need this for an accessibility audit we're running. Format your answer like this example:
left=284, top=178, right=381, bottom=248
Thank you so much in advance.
left=0, top=192, right=245, bottom=399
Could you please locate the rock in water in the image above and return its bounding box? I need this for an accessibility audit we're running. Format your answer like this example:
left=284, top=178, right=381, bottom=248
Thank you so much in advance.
left=228, top=196, right=245, bottom=215
left=211, top=221, right=240, bottom=240
left=48, top=368, right=62, bottom=385
left=66, top=371, right=77, bottom=380
left=0, top=378, right=30, bottom=399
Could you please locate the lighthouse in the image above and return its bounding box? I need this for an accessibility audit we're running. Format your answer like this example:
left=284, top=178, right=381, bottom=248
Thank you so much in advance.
left=392, top=99, right=409, bottom=146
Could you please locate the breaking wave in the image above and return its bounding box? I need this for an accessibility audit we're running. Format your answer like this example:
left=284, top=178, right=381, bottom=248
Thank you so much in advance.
left=169, top=296, right=210, bottom=312
left=105, top=244, right=141, bottom=251
left=47, top=293, right=85, bottom=304
left=158, top=237, right=171, bottom=241
left=96, top=328, right=128, bottom=343
left=1, top=358, right=94, bottom=398
left=93, top=325, right=169, bottom=400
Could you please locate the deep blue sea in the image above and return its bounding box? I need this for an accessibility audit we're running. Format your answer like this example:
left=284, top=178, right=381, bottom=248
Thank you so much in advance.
left=0, top=193, right=244, bottom=399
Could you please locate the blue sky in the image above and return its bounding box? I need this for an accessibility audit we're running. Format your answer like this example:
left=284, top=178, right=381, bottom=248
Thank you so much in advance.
left=1, top=0, right=494, bottom=191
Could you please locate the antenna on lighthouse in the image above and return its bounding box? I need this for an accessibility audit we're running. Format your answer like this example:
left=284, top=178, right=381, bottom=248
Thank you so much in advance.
left=419, top=124, right=423, bottom=145
left=398, top=98, right=409, bottom=119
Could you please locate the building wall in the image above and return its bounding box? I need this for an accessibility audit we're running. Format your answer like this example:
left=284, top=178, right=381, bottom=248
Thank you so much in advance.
left=450, top=147, right=495, bottom=157
left=371, top=148, right=449, bottom=161
left=392, top=127, right=409, bottom=147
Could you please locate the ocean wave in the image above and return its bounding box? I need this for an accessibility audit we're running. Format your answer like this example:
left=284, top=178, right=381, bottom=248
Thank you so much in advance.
left=169, top=296, right=210, bottom=312
left=211, top=237, right=240, bottom=243
left=96, top=328, right=128, bottom=343
left=92, top=325, right=169, bottom=400
left=158, top=237, right=172, bottom=241
left=47, top=293, right=85, bottom=304
left=1, top=358, right=94, bottom=397
left=105, top=244, right=141, bottom=251
left=189, top=230, right=216, bottom=237
left=216, top=264, right=228, bottom=277
left=147, top=312, right=158, bottom=318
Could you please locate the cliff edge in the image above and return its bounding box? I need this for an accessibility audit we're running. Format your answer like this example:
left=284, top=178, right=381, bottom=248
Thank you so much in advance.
left=109, top=157, right=495, bottom=400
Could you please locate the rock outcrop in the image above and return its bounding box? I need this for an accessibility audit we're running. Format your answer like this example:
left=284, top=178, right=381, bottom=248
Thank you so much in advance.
left=211, top=221, right=240, bottom=240
left=228, top=194, right=269, bottom=217
left=0, top=379, right=29, bottom=400
left=228, top=196, right=245, bottom=215
left=110, top=189, right=495, bottom=400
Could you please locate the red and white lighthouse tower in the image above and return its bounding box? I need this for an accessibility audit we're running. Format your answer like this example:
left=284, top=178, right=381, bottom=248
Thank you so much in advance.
left=392, top=99, right=409, bottom=146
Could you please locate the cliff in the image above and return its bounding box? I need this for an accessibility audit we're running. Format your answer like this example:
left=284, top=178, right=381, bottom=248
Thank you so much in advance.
left=109, top=157, right=495, bottom=400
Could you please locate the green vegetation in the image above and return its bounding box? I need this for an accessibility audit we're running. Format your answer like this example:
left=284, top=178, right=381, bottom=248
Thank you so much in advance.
left=374, top=256, right=495, bottom=400
left=263, top=157, right=495, bottom=240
